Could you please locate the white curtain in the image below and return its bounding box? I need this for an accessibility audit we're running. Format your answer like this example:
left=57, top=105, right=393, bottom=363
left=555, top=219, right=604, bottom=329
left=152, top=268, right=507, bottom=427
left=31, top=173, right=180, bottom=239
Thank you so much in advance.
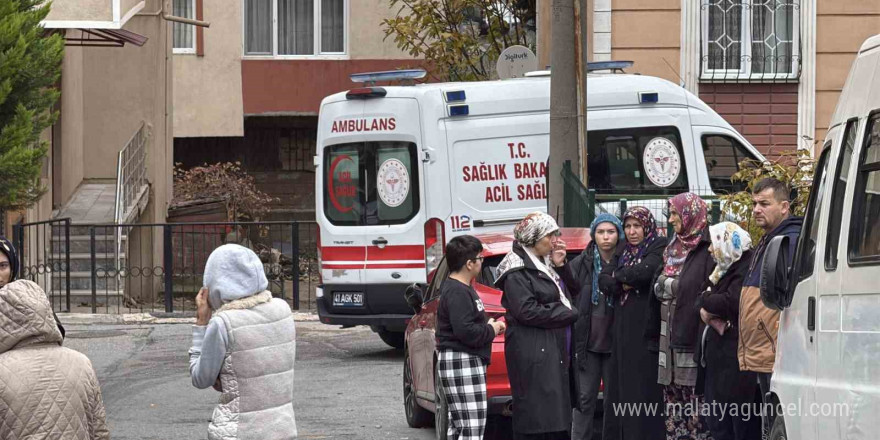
left=172, top=0, right=194, bottom=49
left=279, top=0, right=314, bottom=55
left=706, top=0, right=742, bottom=71
left=245, top=0, right=272, bottom=54
left=752, top=0, right=795, bottom=74
left=321, top=0, right=344, bottom=53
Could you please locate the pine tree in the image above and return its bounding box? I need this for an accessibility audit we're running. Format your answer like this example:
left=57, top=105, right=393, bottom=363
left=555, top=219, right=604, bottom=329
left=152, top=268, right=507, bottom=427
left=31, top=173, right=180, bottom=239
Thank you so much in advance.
left=0, top=0, right=64, bottom=212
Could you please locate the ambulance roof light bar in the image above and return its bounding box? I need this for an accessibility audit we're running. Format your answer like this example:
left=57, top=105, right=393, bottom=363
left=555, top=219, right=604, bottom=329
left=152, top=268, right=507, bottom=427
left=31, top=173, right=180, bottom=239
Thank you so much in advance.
left=349, top=69, right=427, bottom=86
left=586, top=61, right=634, bottom=73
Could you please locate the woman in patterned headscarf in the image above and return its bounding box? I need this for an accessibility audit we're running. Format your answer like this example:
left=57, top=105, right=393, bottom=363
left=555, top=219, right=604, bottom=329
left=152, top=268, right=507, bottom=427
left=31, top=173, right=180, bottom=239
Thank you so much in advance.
left=698, top=222, right=761, bottom=440
left=651, top=193, right=716, bottom=440
left=599, top=207, right=669, bottom=440
left=495, top=212, right=579, bottom=439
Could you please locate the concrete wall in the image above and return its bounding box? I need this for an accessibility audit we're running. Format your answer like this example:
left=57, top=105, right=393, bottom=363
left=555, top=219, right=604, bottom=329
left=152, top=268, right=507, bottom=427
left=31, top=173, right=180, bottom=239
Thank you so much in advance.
left=45, top=0, right=113, bottom=23
left=815, top=0, right=880, bottom=143
left=172, top=0, right=244, bottom=137
left=59, top=42, right=85, bottom=205
left=350, top=0, right=415, bottom=60
left=610, top=0, right=680, bottom=83
left=53, top=0, right=172, bottom=222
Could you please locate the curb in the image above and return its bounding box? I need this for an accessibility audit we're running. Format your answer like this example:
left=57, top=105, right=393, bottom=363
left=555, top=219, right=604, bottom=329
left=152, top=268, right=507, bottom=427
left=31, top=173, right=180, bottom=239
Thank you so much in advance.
left=57, top=311, right=320, bottom=326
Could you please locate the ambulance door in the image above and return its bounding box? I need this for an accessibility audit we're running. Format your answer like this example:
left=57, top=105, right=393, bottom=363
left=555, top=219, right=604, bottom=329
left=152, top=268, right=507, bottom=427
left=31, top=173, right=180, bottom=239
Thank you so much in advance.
left=318, top=100, right=369, bottom=292
left=359, top=98, right=427, bottom=314
left=443, top=112, right=550, bottom=235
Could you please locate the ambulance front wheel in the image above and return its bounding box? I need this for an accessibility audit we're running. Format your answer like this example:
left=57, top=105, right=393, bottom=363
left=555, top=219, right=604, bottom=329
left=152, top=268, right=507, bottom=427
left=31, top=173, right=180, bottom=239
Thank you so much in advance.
left=378, top=329, right=405, bottom=350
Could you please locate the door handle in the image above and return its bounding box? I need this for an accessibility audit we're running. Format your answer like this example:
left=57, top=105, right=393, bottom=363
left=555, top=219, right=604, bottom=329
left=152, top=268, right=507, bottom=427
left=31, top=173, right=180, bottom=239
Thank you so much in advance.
left=372, top=237, right=388, bottom=248
left=807, top=296, right=816, bottom=331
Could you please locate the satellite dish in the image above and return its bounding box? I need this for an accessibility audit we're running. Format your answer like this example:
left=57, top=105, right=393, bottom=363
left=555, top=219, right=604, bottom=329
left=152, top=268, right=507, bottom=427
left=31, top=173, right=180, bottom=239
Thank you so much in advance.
left=496, top=45, right=538, bottom=79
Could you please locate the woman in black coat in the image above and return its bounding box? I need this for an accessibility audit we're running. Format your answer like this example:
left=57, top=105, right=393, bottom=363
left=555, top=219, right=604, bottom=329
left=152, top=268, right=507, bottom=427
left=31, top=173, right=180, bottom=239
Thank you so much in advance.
left=649, top=193, right=715, bottom=440
left=598, top=207, right=667, bottom=440
left=697, top=222, right=761, bottom=440
left=495, top=212, right=579, bottom=440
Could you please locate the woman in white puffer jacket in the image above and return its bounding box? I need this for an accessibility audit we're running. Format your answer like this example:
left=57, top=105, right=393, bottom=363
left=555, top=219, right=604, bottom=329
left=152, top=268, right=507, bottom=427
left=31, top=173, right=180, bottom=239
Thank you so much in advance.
left=189, top=244, right=297, bottom=440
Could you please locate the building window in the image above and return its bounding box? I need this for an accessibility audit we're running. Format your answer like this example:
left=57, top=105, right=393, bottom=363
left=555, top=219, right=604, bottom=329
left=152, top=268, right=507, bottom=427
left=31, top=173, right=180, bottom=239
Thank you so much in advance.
left=173, top=0, right=196, bottom=53
left=701, top=0, right=800, bottom=81
left=244, top=0, right=347, bottom=57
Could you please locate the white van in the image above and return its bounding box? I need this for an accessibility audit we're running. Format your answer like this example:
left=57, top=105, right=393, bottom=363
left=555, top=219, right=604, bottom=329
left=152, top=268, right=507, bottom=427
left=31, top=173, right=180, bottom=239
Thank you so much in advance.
left=760, top=34, right=880, bottom=439
left=315, top=67, right=765, bottom=347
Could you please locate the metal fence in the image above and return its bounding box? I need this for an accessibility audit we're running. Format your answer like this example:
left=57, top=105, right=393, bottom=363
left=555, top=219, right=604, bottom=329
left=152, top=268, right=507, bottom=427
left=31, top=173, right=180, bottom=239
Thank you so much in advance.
left=13, top=220, right=319, bottom=314
left=12, top=218, right=72, bottom=312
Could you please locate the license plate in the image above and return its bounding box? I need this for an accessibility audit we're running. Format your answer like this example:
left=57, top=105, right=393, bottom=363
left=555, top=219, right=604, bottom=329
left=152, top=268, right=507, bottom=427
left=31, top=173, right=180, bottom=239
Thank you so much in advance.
left=333, top=292, right=364, bottom=307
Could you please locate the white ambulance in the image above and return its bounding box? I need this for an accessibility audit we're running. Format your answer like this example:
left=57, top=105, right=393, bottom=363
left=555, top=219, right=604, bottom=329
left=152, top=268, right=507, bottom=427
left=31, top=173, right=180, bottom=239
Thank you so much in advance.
left=314, top=66, right=765, bottom=348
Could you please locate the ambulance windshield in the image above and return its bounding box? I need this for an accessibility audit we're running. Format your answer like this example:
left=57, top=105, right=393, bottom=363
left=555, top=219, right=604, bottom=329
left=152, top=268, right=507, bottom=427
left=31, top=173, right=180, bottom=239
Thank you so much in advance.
left=324, top=141, right=419, bottom=226
left=587, top=126, right=689, bottom=195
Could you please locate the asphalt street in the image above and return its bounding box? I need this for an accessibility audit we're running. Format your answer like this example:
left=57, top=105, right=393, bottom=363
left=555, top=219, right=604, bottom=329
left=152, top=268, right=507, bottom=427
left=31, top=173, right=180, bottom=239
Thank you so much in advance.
left=61, top=320, right=442, bottom=440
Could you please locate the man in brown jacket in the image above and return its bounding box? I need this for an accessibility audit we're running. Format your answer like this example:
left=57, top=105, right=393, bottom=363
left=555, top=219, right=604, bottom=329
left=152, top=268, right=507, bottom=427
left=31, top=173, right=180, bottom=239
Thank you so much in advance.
left=738, top=178, right=803, bottom=438
left=0, top=280, right=110, bottom=440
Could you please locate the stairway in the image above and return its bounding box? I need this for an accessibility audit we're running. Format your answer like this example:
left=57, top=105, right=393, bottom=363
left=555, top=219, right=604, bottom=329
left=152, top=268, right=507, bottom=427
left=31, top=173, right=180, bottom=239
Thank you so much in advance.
left=53, top=182, right=127, bottom=307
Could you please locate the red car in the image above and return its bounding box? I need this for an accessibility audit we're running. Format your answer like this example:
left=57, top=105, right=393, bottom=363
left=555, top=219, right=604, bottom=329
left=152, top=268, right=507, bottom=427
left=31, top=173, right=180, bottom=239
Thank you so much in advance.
left=402, top=228, right=592, bottom=435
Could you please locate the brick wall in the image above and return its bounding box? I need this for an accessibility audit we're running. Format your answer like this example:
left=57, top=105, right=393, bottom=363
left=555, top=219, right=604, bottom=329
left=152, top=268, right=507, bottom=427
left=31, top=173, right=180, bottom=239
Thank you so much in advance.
left=699, top=83, right=799, bottom=158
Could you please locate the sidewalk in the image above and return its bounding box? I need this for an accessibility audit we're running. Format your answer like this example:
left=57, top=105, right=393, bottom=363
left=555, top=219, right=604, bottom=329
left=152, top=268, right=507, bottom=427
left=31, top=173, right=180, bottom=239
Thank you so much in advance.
left=56, top=310, right=320, bottom=326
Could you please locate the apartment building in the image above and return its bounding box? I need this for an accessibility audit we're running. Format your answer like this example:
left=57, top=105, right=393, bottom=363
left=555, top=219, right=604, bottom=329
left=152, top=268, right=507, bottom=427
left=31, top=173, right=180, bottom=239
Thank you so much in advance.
left=540, top=0, right=880, bottom=156
left=171, top=0, right=424, bottom=221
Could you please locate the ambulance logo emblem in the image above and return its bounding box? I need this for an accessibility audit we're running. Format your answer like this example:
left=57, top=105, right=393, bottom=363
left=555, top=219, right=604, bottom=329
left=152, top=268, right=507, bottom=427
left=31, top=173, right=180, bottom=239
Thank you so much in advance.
left=377, top=159, right=410, bottom=207
left=643, top=137, right=681, bottom=188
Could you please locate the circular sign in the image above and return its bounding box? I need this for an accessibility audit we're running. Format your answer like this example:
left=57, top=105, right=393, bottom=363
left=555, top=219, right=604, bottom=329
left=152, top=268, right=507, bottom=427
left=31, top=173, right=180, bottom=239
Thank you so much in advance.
left=496, top=45, right=538, bottom=79
left=643, top=137, right=682, bottom=187
left=377, top=159, right=410, bottom=207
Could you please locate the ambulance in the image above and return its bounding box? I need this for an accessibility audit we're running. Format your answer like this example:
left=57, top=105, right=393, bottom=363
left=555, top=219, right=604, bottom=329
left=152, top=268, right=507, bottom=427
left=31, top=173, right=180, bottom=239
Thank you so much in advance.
left=314, top=65, right=765, bottom=348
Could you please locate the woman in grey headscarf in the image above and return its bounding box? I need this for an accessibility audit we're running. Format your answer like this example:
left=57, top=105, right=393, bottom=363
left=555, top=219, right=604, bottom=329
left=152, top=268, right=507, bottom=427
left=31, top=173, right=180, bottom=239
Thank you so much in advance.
left=494, top=212, right=579, bottom=440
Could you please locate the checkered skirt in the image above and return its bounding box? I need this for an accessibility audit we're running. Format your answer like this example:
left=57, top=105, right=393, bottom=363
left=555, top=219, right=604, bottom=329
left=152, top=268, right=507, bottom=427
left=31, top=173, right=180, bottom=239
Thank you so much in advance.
left=437, top=349, right=488, bottom=440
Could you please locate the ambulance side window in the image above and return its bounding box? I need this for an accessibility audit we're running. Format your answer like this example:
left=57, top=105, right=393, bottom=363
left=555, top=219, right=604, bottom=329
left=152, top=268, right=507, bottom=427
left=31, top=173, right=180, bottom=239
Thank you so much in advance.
left=702, top=135, right=759, bottom=194
left=587, top=126, right=688, bottom=195
left=324, top=141, right=420, bottom=226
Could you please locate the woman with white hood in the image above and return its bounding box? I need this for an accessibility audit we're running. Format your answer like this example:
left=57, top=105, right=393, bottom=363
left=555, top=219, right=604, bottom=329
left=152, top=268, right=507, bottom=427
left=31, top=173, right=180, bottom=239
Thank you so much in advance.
left=189, top=244, right=297, bottom=440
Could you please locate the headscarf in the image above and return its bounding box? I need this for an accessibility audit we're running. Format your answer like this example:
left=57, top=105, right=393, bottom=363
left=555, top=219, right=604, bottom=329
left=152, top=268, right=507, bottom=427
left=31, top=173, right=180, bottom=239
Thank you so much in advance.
left=618, top=207, right=658, bottom=268
left=708, top=222, right=753, bottom=285
left=514, top=212, right=570, bottom=309
left=589, top=213, right=623, bottom=307
left=513, top=211, right=560, bottom=247
left=0, top=237, right=19, bottom=283
left=662, top=192, right=708, bottom=277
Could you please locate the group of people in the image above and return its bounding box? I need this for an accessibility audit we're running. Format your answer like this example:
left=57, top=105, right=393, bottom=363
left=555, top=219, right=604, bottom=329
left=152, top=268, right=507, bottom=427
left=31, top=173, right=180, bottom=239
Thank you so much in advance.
left=0, top=239, right=298, bottom=440
left=435, top=177, right=802, bottom=440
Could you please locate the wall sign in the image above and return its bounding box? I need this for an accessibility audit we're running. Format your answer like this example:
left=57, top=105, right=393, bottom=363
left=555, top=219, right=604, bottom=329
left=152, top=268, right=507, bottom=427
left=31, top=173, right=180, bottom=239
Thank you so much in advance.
left=643, top=137, right=681, bottom=187
left=377, top=158, right=410, bottom=207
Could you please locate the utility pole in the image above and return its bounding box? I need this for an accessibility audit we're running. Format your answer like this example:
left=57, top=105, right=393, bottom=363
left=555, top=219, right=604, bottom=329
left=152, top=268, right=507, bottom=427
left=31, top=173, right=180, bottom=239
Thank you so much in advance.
left=575, top=0, right=589, bottom=185
left=547, top=0, right=580, bottom=226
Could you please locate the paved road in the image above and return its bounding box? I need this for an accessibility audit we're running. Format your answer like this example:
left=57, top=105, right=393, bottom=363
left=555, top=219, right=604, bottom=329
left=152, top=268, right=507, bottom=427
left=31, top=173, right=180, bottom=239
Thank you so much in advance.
left=62, top=320, right=444, bottom=440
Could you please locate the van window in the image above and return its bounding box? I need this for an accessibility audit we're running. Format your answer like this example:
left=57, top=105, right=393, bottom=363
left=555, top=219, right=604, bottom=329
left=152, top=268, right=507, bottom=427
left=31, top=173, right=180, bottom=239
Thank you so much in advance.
left=798, top=144, right=831, bottom=281
left=324, top=141, right=419, bottom=226
left=849, top=112, right=880, bottom=262
left=587, top=126, right=688, bottom=195
left=702, top=135, right=759, bottom=194
left=825, top=119, right=858, bottom=271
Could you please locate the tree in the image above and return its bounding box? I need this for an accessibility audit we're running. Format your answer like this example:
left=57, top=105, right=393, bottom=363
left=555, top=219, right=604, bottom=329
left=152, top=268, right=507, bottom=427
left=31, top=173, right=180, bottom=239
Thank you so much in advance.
left=0, top=0, right=64, bottom=212
left=172, top=162, right=278, bottom=221
left=382, top=0, right=536, bottom=82
left=720, top=149, right=816, bottom=243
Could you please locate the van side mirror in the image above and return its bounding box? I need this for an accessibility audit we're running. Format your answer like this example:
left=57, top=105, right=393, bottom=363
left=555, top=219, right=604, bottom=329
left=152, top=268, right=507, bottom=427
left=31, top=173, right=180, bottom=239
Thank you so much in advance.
left=760, top=235, right=793, bottom=310
left=405, top=283, right=426, bottom=313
